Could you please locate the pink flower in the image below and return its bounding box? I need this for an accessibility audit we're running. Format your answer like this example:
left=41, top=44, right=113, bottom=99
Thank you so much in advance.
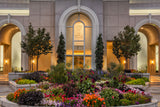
left=112, top=96, right=114, bottom=99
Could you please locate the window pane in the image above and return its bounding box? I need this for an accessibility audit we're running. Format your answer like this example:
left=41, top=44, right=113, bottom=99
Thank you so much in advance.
left=74, top=56, right=83, bottom=69
left=66, top=27, right=73, bottom=55
left=80, top=14, right=92, bottom=26
left=0, top=45, right=3, bottom=71
left=85, top=56, right=91, bottom=69
left=66, top=56, right=72, bottom=69
left=85, top=28, right=92, bottom=55
left=74, top=22, right=84, bottom=41
left=66, top=14, right=78, bottom=26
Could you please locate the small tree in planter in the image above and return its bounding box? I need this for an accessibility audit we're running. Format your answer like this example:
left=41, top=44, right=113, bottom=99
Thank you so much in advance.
left=22, top=23, right=53, bottom=71
left=33, top=28, right=53, bottom=71
left=57, top=32, right=66, bottom=64
left=113, top=25, right=141, bottom=69
left=21, top=23, right=36, bottom=70
left=95, top=34, right=104, bottom=71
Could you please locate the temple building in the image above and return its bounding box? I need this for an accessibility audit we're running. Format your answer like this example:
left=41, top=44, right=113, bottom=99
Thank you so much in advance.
left=0, top=0, right=160, bottom=75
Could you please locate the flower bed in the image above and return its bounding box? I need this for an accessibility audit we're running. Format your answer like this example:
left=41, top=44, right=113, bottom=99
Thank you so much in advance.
left=0, top=97, right=158, bottom=107
left=5, top=63, right=155, bottom=107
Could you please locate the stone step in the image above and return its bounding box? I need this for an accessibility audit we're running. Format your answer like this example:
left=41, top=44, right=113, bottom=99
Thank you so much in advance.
left=0, top=81, right=9, bottom=85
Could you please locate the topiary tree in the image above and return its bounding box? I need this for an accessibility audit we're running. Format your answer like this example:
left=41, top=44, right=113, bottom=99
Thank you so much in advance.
left=113, top=25, right=141, bottom=69
left=95, top=34, right=104, bottom=71
left=57, top=32, right=66, bottom=64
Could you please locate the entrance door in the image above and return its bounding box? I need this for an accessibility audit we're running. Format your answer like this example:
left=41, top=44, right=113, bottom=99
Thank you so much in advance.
left=0, top=45, right=3, bottom=72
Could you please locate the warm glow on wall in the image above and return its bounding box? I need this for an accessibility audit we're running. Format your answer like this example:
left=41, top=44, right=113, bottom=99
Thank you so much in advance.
left=150, top=60, right=154, bottom=64
left=32, top=60, right=35, bottom=64
left=5, top=59, right=8, bottom=64
left=123, top=60, right=126, bottom=64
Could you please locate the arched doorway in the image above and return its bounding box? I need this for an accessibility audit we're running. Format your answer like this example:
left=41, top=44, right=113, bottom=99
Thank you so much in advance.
left=0, top=24, right=21, bottom=73
left=137, top=24, right=160, bottom=75
left=66, top=13, right=92, bottom=69
left=59, top=6, right=99, bottom=70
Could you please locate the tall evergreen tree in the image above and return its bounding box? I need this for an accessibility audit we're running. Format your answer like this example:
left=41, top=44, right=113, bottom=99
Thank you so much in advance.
left=95, top=34, right=104, bottom=71
left=113, top=25, right=141, bottom=69
left=57, top=32, right=66, bottom=64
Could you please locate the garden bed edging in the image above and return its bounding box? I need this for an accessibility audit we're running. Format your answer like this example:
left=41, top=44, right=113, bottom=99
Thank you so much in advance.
left=9, top=81, right=38, bottom=91
left=0, top=97, right=158, bottom=107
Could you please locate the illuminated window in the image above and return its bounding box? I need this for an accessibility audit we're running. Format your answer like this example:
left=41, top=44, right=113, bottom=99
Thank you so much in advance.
left=0, top=45, right=3, bottom=71
left=66, top=13, right=92, bottom=69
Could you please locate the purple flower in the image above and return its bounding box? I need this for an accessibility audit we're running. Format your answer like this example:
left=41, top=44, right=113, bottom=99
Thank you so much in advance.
left=92, top=79, right=95, bottom=83
left=91, top=85, right=95, bottom=88
left=113, top=77, right=117, bottom=80
left=105, top=81, right=109, bottom=84
left=80, top=75, right=83, bottom=78
left=85, top=77, right=87, bottom=80
left=135, top=101, right=139, bottom=104
left=80, top=79, right=83, bottom=83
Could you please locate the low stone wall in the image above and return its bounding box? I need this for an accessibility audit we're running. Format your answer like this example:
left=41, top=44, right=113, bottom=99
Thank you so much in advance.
left=126, top=73, right=150, bottom=79
left=8, top=72, right=48, bottom=81
left=0, top=97, right=158, bottom=107
left=8, top=72, right=27, bottom=81
left=127, top=82, right=149, bottom=90
left=9, top=81, right=38, bottom=91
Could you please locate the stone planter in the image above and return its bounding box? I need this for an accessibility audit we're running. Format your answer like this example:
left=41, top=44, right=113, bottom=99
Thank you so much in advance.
left=9, top=81, right=38, bottom=91
left=8, top=72, right=26, bottom=81
left=126, top=73, right=150, bottom=79
left=8, top=72, right=48, bottom=81
left=0, top=97, right=158, bottom=107
left=127, top=82, right=149, bottom=90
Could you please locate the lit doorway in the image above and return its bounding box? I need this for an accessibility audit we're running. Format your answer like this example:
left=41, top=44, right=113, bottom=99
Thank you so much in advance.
left=138, top=24, right=160, bottom=75
left=0, top=24, right=21, bottom=73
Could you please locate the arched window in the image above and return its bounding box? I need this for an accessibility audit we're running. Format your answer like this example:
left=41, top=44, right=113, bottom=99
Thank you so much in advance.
left=66, top=13, right=92, bottom=69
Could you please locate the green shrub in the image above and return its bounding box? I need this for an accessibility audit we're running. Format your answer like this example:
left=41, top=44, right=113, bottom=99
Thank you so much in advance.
left=17, top=79, right=37, bottom=84
left=119, top=99, right=133, bottom=106
left=108, top=77, right=120, bottom=88
left=124, top=93, right=141, bottom=101
left=77, top=78, right=95, bottom=94
left=141, top=77, right=149, bottom=82
left=123, top=93, right=151, bottom=104
left=107, top=62, right=124, bottom=78
left=126, top=78, right=145, bottom=85
left=100, top=88, right=120, bottom=106
left=6, top=93, right=14, bottom=102
left=49, top=63, right=68, bottom=84
left=38, top=81, right=50, bottom=90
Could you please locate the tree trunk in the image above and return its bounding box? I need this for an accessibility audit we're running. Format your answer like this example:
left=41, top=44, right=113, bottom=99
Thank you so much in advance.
left=36, top=56, right=39, bottom=72
left=118, top=58, right=121, bottom=64
left=125, top=58, right=130, bottom=70
left=28, top=56, right=31, bottom=71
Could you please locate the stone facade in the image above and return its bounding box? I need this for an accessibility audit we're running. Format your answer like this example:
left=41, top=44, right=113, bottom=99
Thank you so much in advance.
left=0, top=0, right=160, bottom=74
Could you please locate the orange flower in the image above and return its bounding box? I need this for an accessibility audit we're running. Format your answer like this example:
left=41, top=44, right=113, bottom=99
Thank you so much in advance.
left=103, top=102, right=105, bottom=105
